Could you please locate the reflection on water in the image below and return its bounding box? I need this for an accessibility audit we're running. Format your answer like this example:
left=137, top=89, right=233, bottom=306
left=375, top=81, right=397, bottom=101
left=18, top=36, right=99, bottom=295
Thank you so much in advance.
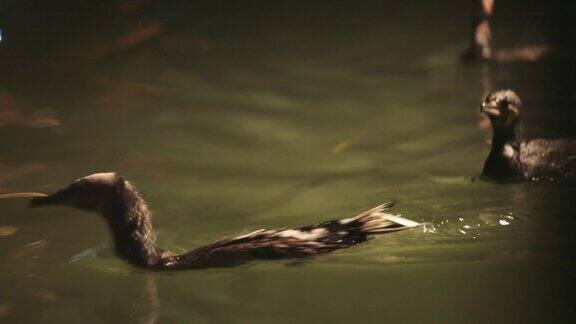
left=0, top=0, right=575, bottom=323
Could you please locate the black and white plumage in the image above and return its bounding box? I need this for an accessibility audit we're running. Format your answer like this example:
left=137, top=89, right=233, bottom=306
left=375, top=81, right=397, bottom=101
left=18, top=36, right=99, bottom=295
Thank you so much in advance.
left=480, top=90, right=576, bottom=181
left=24, top=173, right=420, bottom=270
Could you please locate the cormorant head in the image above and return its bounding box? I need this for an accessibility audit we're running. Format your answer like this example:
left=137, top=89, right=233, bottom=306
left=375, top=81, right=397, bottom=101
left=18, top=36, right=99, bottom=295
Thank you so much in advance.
left=28, top=172, right=125, bottom=213
left=481, top=90, right=522, bottom=128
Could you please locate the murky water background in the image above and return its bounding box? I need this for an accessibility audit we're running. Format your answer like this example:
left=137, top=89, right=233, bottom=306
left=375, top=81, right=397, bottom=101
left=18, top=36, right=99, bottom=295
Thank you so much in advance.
left=1, top=1, right=575, bottom=323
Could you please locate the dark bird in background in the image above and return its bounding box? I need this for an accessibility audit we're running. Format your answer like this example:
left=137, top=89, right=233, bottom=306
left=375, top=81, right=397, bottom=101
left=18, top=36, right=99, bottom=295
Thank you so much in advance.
left=480, top=90, right=576, bottom=181
left=3, top=173, right=420, bottom=270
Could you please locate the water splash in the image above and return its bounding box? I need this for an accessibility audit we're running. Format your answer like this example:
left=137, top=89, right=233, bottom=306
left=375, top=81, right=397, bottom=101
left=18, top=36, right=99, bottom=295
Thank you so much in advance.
left=421, top=223, right=437, bottom=234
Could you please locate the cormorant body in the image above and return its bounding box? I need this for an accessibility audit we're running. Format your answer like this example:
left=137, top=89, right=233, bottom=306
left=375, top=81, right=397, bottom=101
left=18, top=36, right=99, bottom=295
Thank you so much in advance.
left=27, top=173, right=420, bottom=270
left=481, top=90, right=576, bottom=181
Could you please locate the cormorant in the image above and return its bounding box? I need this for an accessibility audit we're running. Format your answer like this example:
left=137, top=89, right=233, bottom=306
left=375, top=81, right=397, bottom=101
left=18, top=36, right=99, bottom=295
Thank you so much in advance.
left=480, top=90, right=576, bottom=181
left=3, top=173, right=420, bottom=270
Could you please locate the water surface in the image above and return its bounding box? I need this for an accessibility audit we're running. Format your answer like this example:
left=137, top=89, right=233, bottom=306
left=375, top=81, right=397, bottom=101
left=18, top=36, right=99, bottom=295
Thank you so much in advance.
left=1, top=1, right=575, bottom=323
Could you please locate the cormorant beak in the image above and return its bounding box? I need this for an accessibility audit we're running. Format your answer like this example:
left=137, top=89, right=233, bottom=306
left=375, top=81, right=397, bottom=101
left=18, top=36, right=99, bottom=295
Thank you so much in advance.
left=0, top=192, right=48, bottom=200
left=480, top=101, right=501, bottom=117
left=0, top=192, right=58, bottom=207
left=27, top=189, right=70, bottom=208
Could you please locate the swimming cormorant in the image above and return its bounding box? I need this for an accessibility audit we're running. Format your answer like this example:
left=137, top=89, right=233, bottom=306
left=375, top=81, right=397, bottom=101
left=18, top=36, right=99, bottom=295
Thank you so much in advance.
left=480, top=90, right=576, bottom=181
left=11, top=173, right=420, bottom=270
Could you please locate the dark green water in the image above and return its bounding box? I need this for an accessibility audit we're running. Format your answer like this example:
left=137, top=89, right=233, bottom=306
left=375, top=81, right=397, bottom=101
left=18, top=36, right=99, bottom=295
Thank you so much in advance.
left=1, top=1, right=575, bottom=323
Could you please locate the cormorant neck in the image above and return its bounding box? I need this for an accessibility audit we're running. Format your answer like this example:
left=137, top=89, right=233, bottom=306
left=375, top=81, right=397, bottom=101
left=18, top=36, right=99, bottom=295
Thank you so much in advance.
left=105, top=182, right=167, bottom=268
left=491, top=119, right=523, bottom=150
left=483, top=119, right=524, bottom=180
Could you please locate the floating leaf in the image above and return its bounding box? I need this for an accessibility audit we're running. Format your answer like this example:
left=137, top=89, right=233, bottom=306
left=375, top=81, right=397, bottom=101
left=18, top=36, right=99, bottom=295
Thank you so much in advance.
left=25, top=240, right=47, bottom=248
left=0, top=303, right=10, bottom=318
left=333, top=138, right=359, bottom=154
left=27, top=109, right=61, bottom=128
left=35, top=290, right=59, bottom=303
left=0, top=226, right=18, bottom=237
